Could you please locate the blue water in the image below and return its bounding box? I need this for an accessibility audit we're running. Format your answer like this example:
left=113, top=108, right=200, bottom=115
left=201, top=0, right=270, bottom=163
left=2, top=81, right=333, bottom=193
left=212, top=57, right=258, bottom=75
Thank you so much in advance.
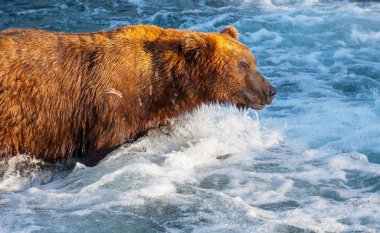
left=1, top=0, right=380, bottom=232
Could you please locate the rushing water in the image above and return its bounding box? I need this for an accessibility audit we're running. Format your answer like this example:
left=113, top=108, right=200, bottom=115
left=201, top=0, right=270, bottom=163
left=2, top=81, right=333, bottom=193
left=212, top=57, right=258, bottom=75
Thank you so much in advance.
left=1, top=0, right=380, bottom=232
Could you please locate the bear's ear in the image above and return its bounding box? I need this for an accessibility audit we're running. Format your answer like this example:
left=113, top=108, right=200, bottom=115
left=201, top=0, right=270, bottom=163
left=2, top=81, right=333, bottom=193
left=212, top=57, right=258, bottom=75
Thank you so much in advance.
left=182, top=33, right=206, bottom=58
left=220, top=26, right=239, bottom=40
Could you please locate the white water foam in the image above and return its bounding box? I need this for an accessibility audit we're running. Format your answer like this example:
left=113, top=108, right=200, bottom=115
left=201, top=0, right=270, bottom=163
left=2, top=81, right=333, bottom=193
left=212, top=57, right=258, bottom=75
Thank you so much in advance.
left=351, top=28, right=380, bottom=44
left=1, top=0, right=380, bottom=232
left=1, top=105, right=380, bottom=232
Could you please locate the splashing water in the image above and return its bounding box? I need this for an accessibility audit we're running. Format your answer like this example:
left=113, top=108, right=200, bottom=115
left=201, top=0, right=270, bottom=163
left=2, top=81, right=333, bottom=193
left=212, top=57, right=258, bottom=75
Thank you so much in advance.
left=1, top=0, right=380, bottom=232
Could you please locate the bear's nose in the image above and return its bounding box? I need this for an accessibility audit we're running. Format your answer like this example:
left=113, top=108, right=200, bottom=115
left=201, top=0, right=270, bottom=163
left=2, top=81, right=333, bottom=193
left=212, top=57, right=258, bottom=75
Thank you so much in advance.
left=268, top=87, right=276, bottom=98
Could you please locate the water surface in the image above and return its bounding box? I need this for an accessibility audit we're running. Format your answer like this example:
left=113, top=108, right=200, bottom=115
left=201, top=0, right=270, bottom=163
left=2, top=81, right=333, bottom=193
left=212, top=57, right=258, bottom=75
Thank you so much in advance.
left=1, top=0, right=380, bottom=232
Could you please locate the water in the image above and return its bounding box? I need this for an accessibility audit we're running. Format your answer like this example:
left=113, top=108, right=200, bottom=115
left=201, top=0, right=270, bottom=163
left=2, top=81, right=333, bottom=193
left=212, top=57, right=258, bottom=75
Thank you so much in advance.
left=1, top=0, right=380, bottom=232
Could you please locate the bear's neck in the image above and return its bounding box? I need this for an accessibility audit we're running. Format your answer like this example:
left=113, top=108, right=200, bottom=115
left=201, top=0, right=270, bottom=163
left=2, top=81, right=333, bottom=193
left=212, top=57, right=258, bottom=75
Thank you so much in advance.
left=134, top=36, right=211, bottom=135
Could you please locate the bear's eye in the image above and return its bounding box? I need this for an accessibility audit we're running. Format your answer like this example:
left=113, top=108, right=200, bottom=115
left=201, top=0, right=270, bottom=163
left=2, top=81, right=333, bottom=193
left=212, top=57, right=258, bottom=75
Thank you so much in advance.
left=240, top=61, right=250, bottom=70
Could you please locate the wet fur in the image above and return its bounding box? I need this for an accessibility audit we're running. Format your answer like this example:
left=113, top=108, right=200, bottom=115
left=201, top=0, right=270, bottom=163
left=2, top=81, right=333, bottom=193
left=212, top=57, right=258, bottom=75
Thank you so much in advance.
left=0, top=25, right=274, bottom=166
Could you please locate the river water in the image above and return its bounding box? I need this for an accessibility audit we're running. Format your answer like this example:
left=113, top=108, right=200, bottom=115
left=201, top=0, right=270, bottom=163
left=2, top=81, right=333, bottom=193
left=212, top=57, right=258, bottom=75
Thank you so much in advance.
left=0, top=0, right=380, bottom=232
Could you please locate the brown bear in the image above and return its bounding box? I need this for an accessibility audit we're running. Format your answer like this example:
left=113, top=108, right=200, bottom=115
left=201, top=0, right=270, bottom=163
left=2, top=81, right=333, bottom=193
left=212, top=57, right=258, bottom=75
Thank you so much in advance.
left=0, top=25, right=276, bottom=166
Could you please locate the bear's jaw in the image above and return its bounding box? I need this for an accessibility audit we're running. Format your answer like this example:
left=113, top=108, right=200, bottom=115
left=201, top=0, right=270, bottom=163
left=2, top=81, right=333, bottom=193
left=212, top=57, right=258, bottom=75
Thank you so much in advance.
left=236, top=102, right=265, bottom=110
left=243, top=102, right=265, bottom=110
left=232, top=91, right=266, bottom=110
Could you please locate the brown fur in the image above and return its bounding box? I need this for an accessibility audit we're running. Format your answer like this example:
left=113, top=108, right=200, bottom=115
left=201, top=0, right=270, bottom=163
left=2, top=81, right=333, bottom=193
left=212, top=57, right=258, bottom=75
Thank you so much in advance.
left=0, top=25, right=276, bottom=166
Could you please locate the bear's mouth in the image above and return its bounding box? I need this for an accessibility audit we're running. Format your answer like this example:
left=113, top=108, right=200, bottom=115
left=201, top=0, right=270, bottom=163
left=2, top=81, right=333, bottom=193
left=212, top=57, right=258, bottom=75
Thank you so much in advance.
left=234, top=91, right=266, bottom=110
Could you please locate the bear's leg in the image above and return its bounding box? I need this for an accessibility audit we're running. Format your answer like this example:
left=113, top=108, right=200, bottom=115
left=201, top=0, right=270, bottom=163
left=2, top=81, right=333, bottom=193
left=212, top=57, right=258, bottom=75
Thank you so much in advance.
left=83, top=143, right=121, bottom=167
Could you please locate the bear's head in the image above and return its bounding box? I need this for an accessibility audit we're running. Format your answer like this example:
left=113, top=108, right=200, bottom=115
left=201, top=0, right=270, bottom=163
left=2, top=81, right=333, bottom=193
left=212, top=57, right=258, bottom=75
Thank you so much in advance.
left=182, top=26, right=276, bottom=110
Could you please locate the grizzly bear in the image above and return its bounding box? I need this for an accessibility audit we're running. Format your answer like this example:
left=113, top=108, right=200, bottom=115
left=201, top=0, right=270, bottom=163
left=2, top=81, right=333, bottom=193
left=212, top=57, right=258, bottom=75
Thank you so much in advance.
left=0, top=25, right=276, bottom=166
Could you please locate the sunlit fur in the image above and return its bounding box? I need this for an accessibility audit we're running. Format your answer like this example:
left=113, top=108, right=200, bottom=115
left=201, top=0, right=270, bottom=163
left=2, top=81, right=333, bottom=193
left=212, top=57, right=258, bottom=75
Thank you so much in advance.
left=0, top=25, right=275, bottom=166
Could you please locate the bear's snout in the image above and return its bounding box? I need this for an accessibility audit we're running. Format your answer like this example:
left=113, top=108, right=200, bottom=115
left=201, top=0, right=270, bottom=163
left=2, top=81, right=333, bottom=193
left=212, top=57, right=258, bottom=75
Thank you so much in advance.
left=268, top=86, right=277, bottom=98
left=266, top=85, right=277, bottom=103
left=254, top=71, right=276, bottom=105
